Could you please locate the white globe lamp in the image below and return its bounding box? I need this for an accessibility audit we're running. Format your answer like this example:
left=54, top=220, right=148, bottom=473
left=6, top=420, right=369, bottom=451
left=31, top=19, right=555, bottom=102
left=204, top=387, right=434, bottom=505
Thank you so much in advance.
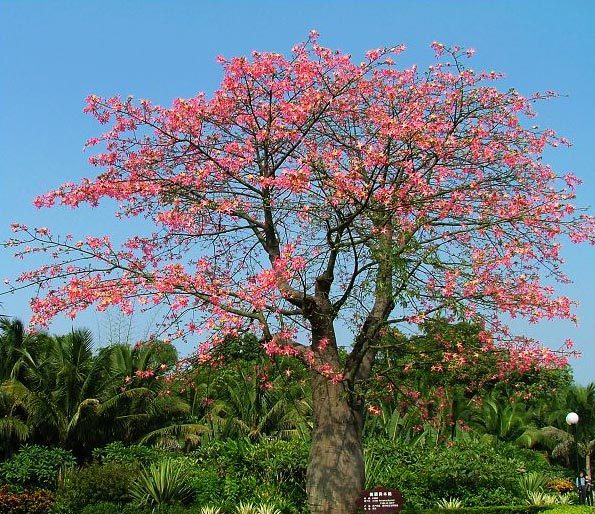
left=566, top=412, right=579, bottom=425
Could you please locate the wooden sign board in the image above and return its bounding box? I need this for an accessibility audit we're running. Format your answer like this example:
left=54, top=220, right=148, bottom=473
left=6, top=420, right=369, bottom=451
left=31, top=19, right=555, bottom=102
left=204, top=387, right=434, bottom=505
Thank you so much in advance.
left=356, top=487, right=404, bottom=513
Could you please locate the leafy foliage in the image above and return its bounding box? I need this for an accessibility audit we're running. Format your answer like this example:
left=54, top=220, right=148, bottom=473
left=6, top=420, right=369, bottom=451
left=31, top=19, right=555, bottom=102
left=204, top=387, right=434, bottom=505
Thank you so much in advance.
left=519, top=473, right=549, bottom=498
left=0, top=485, right=54, bottom=514
left=56, top=462, right=137, bottom=512
left=0, top=445, right=75, bottom=490
left=92, top=442, right=164, bottom=466
left=130, top=459, right=194, bottom=510
left=80, top=503, right=125, bottom=514
left=436, top=498, right=465, bottom=509
left=361, top=439, right=566, bottom=508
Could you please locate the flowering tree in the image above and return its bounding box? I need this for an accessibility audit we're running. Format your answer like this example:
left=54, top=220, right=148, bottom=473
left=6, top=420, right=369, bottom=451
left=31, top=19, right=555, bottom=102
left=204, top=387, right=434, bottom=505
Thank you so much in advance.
left=5, top=33, right=595, bottom=513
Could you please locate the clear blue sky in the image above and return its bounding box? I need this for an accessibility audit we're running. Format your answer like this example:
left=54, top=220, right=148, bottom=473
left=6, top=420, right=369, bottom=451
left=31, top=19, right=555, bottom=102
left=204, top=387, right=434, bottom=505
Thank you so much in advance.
left=1, top=1, right=593, bottom=383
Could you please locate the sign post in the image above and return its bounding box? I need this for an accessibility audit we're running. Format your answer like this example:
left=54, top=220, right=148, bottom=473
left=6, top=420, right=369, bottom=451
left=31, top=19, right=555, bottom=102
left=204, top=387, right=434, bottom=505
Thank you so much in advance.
left=356, top=487, right=404, bottom=513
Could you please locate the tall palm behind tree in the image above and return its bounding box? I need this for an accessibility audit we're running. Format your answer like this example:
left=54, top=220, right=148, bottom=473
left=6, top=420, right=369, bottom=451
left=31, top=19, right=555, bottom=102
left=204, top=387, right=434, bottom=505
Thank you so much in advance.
left=0, top=317, right=51, bottom=382
left=1, top=328, right=170, bottom=457
left=519, top=383, right=595, bottom=475
left=2, top=330, right=115, bottom=452
left=0, top=317, right=48, bottom=450
left=205, top=365, right=311, bottom=442
left=471, top=393, right=531, bottom=443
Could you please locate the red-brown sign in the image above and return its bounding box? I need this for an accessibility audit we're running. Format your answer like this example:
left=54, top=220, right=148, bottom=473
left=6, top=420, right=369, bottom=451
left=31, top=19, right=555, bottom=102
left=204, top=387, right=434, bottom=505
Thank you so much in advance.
left=356, top=487, right=404, bottom=513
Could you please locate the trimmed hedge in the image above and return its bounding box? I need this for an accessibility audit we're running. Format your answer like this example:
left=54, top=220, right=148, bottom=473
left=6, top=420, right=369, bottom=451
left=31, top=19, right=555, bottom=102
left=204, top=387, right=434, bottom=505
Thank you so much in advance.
left=546, top=508, right=595, bottom=514
left=402, top=507, right=553, bottom=514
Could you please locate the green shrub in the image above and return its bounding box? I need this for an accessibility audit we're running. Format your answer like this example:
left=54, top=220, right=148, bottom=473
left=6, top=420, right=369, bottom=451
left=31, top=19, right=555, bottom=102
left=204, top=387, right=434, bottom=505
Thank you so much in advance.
left=401, top=507, right=552, bottom=514
left=463, top=488, right=517, bottom=508
left=191, top=439, right=254, bottom=475
left=56, top=462, right=137, bottom=512
left=188, top=439, right=306, bottom=511
left=0, top=445, right=75, bottom=491
left=0, top=485, right=55, bottom=514
left=120, top=505, right=151, bottom=514
left=189, top=468, right=221, bottom=508
left=546, top=507, right=595, bottom=514
left=362, top=438, right=571, bottom=509
left=493, top=444, right=560, bottom=475
left=80, top=502, right=124, bottom=514
left=130, top=459, right=194, bottom=510
left=92, top=442, right=165, bottom=466
left=156, top=506, right=201, bottom=514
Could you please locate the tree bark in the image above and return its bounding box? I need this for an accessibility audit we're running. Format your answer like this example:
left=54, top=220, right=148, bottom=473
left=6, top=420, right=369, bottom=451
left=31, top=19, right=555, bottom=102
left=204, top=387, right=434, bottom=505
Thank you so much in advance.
left=305, top=222, right=393, bottom=514
left=306, top=372, right=364, bottom=514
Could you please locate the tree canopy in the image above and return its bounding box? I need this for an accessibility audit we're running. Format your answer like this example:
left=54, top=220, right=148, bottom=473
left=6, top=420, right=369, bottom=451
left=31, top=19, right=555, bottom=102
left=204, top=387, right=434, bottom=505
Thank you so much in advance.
left=4, top=34, right=594, bottom=513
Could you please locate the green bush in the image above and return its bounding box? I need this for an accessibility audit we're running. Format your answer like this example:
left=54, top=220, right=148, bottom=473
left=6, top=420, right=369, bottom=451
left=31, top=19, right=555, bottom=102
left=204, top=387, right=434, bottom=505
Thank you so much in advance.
left=120, top=505, right=151, bottom=514
left=56, top=462, right=137, bottom=512
left=402, top=507, right=552, bottom=514
left=464, top=488, right=518, bottom=508
left=155, top=506, right=200, bottom=514
left=188, top=438, right=306, bottom=511
left=0, top=445, right=75, bottom=491
left=362, top=439, right=570, bottom=509
left=189, top=468, right=222, bottom=508
left=80, top=503, right=124, bottom=514
left=191, top=439, right=254, bottom=475
left=92, top=442, right=165, bottom=466
left=493, top=445, right=560, bottom=476
left=79, top=503, right=161, bottom=514
left=0, top=485, right=55, bottom=514
left=546, top=507, right=595, bottom=514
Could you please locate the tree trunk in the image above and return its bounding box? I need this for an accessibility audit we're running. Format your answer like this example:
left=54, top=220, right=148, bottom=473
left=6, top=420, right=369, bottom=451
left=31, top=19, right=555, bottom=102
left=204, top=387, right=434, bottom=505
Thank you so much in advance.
left=304, top=252, right=390, bottom=514
left=307, top=372, right=364, bottom=514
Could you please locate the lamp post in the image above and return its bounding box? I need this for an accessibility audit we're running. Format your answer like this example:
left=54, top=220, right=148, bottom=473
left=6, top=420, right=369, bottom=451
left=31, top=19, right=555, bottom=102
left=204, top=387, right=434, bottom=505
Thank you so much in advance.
left=566, top=412, right=581, bottom=502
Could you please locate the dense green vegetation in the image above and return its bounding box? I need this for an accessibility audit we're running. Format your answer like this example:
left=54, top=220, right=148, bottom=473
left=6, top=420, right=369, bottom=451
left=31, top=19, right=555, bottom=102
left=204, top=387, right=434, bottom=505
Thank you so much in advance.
left=0, top=316, right=593, bottom=513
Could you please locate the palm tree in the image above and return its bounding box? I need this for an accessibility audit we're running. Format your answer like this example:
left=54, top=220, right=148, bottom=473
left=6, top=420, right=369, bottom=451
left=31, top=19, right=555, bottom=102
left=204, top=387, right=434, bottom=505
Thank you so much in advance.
left=519, top=383, right=595, bottom=476
left=0, top=318, right=43, bottom=451
left=204, top=364, right=311, bottom=442
left=471, top=394, right=530, bottom=443
left=1, top=329, right=154, bottom=456
left=104, top=340, right=178, bottom=382
left=0, top=317, right=50, bottom=381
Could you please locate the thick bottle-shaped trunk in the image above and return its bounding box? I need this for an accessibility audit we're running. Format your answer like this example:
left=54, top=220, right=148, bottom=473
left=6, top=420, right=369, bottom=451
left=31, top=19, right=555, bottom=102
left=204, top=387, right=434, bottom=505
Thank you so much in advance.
left=306, top=373, right=364, bottom=514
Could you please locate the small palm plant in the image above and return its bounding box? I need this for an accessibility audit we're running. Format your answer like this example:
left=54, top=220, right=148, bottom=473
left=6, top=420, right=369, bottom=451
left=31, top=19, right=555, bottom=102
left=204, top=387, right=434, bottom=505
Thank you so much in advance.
left=554, top=494, right=574, bottom=505
left=130, top=458, right=193, bottom=511
left=235, top=503, right=256, bottom=514
left=200, top=507, right=222, bottom=514
left=436, top=497, right=463, bottom=509
left=519, top=472, right=548, bottom=498
left=524, top=491, right=559, bottom=506
left=256, top=504, right=282, bottom=514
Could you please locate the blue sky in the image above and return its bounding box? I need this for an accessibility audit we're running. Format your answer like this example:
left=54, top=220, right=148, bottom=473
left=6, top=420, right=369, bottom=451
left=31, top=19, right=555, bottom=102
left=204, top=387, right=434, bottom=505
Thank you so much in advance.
left=1, top=1, right=593, bottom=383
